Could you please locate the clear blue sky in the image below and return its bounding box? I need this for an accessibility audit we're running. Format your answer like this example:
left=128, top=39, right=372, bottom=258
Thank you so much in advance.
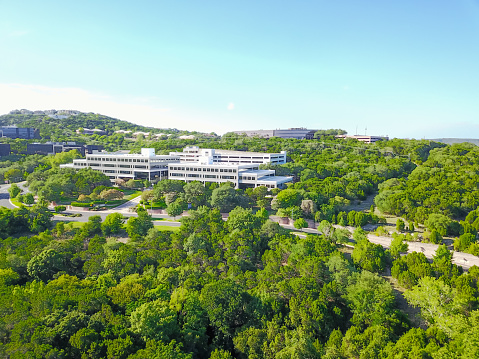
left=1, top=0, right=478, bottom=138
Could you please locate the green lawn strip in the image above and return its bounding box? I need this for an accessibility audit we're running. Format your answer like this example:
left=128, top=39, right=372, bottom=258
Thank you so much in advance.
left=154, top=225, right=179, bottom=232
left=10, top=198, right=23, bottom=207
left=124, top=190, right=142, bottom=200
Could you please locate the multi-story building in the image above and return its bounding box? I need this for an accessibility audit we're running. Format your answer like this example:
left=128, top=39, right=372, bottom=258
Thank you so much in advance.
left=27, top=142, right=103, bottom=156
left=78, top=128, right=107, bottom=135
left=60, top=147, right=292, bottom=188
left=335, top=135, right=389, bottom=143
left=232, top=128, right=317, bottom=140
left=170, top=146, right=287, bottom=165
left=0, top=126, right=39, bottom=139
left=167, top=148, right=292, bottom=189
left=61, top=148, right=180, bottom=181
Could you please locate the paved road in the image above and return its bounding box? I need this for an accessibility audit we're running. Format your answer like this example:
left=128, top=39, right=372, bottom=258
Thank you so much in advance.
left=367, top=234, right=478, bottom=270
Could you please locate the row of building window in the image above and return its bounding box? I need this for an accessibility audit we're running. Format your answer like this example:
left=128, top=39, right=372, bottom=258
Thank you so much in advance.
left=88, top=157, right=148, bottom=163
left=170, top=173, right=237, bottom=180
left=169, top=166, right=237, bottom=173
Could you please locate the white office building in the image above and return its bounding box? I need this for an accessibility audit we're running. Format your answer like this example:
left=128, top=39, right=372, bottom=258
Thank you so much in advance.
left=61, top=148, right=180, bottom=181
left=167, top=149, right=292, bottom=189
left=60, top=147, right=292, bottom=188
left=169, top=146, right=287, bottom=165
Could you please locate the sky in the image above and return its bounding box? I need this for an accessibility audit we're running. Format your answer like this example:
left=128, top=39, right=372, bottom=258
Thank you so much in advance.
left=0, top=1, right=478, bottom=138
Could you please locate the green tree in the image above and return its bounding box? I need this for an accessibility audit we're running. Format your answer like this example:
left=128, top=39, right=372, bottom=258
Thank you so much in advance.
left=352, top=238, right=387, bottom=273
left=182, top=181, right=207, bottom=207
left=396, top=219, right=405, bottom=232
left=454, top=233, right=476, bottom=252
left=23, top=192, right=34, bottom=205
left=102, top=212, right=125, bottom=235
left=27, top=249, right=65, bottom=281
left=8, top=183, right=21, bottom=198
left=167, top=200, right=185, bottom=219
left=294, top=217, right=308, bottom=232
left=99, top=189, right=124, bottom=201
left=210, top=184, right=238, bottom=212
left=126, top=208, right=153, bottom=239
left=130, top=299, right=180, bottom=342
left=227, top=207, right=260, bottom=232
left=345, top=271, right=397, bottom=328
left=390, top=234, right=409, bottom=259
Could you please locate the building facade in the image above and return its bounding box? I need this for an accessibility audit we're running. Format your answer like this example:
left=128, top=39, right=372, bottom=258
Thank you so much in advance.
left=168, top=148, right=292, bottom=189
left=61, top=148, right=180, bottom=181
left=60, top=147, right=292, bottom=188
left=335, top=135, right=389, bottom=143
left=0, top=126, right=39, bottom=139
left=170, top=146, right=287, bottom=165
left=27, top=142, right=103, bottom=156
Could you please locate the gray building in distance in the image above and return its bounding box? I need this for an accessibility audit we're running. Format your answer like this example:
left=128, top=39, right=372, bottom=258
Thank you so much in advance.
left=233, top=128, right=317, bottom=140
left=27, top=142, right=103, bottom=156
left=0, top=126, right=39, bottom=139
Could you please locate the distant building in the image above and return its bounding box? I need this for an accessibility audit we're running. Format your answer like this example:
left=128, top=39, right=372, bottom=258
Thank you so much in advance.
left=78, top=128, right=107, bottom=135
left=0, top=144, right=11, bottom=157
left=0, top=126, right=39, bottom=139
left=27, top=142, right=103, bottom=156
left=335, top=135, right=389, bottom=143
left=233, top=128, right=317, bottom=140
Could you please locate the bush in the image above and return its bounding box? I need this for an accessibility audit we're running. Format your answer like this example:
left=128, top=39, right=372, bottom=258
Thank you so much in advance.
left=54, top=205, right=67, bottom=213
left=71, top=202, right=92, bottom=207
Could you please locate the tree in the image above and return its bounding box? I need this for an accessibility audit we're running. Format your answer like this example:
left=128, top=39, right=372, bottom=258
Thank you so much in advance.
left=352, top=238, right=387, bottom=272
left=28, top=204, right=53, bottom=233
left=126, top=208, right=153, bottom=239
left=27, top=249, right=65, bottom=281
left=5, top=168, right=23, bottom=183
left=130, top=299, right=180, bottom=342
left=294, top=218, right=308, bottom=232
left=275, top=188, right=301, bottom=208
left=390, top=234, right=409, bottom=259
left=404, top=277, right=460, bottom=331
left=8, top=183, right=21, bottom=198
left=300, top=199, right=316, bottom=219
left=182, top=181, right=207, bottom=207
left=82, top=215, right=103, bottom=236
left=396, top=219, right=405, bottom=232
left=425, top=214, right=451, bottom=237
left=102, top=212, right=125, bottom=235
left=210, top=185, right=238, bottom=212
left=167, top=200, right=185, bottom=219
left=200, top=279, right=253, bottom=338
left=454, top=233, right=476, bottom=252
left=227, top=207, right=260, bottom=232
left=345, top=271, right=397, bottom=328
left=252, top=186, right=269, bottom=208
left=99, top=189, right=124, bottom=201
left=23, top=192, right=34, bottom=205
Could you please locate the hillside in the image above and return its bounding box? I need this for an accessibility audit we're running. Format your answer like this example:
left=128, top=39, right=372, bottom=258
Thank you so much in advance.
left=0, top=111, right=178, bottom=137
left=431, top=138, right=479, bottom=146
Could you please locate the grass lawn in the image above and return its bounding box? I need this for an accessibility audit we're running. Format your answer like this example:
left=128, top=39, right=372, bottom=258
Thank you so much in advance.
left=154, top=225, right=179, bottom=232
left=10, top=198, right=23, bottom=207
left=124, top=190, right=142, bottom=200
